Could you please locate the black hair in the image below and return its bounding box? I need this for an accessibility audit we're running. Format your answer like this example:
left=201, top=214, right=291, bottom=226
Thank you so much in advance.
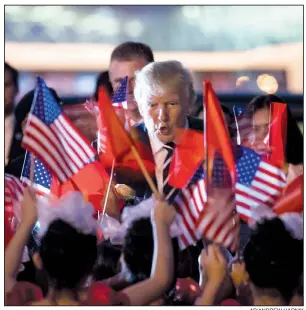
left=5, top=62, right=19, bottom=89
left=123, top=217, right=155, bottom=282
left=123, top=217, right=179, bottom=290
left=244, top=218, right=303, bottom=304
left=14, top=87, right=61, bottom=124
left=110, top=41, right=154, bottom=64
left=244, top=94, right=303, bottom=165
left=93, top=71, right=113, bottom=101
left=92, top=240, right=121, bottom=281
left=176, top=245, right=201, bottom=282
left=195, top=103, right=233, bottom=124
left=39, top=220, right=97, bottom=290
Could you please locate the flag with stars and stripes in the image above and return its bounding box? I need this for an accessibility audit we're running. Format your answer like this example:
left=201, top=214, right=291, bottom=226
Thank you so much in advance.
left=112, top=76, right=128, bottom=109
left=22, top=77, right=97, bottom=184
left=173, top=158, right=239, bottom=253
left=194, top=155, right=240, bottom=253
left=235, top=146, right=287, bottom=222
left=21, top=151, right=52, bottom=195
left=173, top=164, right=206, bottom=249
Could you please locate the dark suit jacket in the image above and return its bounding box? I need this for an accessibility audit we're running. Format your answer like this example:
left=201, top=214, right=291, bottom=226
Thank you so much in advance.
left=115, top=116, right=204, bottom=199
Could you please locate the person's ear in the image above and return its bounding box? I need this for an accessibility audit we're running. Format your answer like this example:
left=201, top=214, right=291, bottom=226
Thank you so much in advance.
left=32, top=252, right=43, bottom=270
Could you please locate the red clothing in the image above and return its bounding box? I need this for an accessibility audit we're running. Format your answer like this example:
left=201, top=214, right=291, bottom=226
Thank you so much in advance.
left=5, top=281, right=130, bottom=306
left=5, top=282, right=43, bottom=306
left=220, top=299, right=241, bottom=306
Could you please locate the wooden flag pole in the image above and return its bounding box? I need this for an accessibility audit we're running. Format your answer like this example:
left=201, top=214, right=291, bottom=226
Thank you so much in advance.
left=30, top=154, right=35, bottom=185
left=130, top=145, right=159, bottom=196
left=101, top=158, right=116, bottom=219
left=235, top=219, right=241, bottom=260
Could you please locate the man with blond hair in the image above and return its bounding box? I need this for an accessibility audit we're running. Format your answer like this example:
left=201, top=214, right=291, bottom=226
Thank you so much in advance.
left=133, top=60, right=203, bottom=196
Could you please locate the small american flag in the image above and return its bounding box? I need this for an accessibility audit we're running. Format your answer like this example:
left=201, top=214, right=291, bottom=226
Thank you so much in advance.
left=174, top=160, right=239, bottom=252
left=235, top=146, right=287, bottom=222
left=21, top=151, right=52, bottom=195
left=112, top=76, right=128, bottom=109
left=22, top=77, right=97, bottom=183
left=173, top=165, right=206, bottom=249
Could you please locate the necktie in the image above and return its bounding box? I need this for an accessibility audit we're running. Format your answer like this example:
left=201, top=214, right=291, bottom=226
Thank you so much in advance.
left=162, top=142, right=175, bottom=198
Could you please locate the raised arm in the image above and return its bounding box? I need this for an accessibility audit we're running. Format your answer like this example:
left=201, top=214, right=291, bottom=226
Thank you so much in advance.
left=5, top=188, right=37, bottom=293
left=120, top=197, right=176, bottom=305
left=195, top=244, right=227, bottom=305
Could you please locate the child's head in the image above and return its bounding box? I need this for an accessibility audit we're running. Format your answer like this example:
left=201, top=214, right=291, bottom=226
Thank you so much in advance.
left=33, top=219, right=97, bottom=290
left=244, top=218, right=303, bottom=304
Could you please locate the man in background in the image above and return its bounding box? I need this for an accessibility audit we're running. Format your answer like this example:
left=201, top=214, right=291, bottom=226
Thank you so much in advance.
left=109, top=41, right=154, bottom=126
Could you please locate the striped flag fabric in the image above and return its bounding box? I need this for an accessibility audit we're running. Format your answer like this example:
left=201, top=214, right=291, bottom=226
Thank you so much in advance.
left=195, top=156, right=240, bottom=253
left=22, top=77, right=97, bottom=184
left=174, top=81, right=239, bottom=252
left=21, top=151, right=52, bottom=195
left=173, top=161, right=239, bottom=252
left=5, top=173, right=26, bottom=247
left=5, top=173, right=26, bottom=213
left=172, top=146, right=286, bottom=251
left=173, top=165, right=206, bottom=249
left=235, top=146, right=287, bottom=222
left=112, top=76, right=128, bottom=109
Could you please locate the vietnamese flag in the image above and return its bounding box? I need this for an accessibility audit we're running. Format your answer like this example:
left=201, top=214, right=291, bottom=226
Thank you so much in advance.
left=268, top=102, right=287, bottom=167
left=51, top=160, right=110, bottom=214
left=97, top=87, right=155, bottom=177
left=273, top=174, right=303, bottom=215
left=168, top=128, right=205, bottom=188
left=204, top=81, right=236, bottom=185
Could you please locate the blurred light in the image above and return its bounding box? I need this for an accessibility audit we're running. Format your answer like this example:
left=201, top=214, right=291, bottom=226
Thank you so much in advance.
left=5, top=6, right=30, bottom=22
left=257, top=74, right=279, bottom=94
left=30, top=6, right=63, bottom=23
left=59, top=10, right=77, bottom=27
left=96, top=6, right=115, bottom=18
left=181, top=6, right=201, bottom=22
left=79, top=14, right=119, bottom=36
left=236, top=76, right=250, bottom=87
left=75, top=74, right=96, bottom=96
left=5, top=6, right=24, bottom=15
left=13, top=22, right=29, bottom=37
left=124, top=20, right=144, bottom=38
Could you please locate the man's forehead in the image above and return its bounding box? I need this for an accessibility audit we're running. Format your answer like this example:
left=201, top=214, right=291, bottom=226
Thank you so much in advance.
left=148, top=91, right=180, bottom=102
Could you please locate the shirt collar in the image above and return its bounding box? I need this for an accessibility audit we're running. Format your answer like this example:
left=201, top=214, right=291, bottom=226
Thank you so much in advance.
left=148, top=118, right=189, bottom=155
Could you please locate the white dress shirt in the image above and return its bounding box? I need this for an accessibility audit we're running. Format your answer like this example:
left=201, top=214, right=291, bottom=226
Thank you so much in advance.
left=148, top=120, right=189, bottom=194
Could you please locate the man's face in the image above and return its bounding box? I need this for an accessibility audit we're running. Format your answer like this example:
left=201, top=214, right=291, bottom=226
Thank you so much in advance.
left=139, top=89, right=189, bottom=144
left=5, top=69, right=18, bottom=115
left=109, top=57, right=148, bottom=112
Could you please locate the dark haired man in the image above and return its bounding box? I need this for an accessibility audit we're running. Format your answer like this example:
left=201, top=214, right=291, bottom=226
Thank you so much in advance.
left=109, top=41, right=154, bottom=126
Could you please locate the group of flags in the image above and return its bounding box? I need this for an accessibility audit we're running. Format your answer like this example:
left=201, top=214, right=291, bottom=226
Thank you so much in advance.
left=4, top=74, right=299, bottom=254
